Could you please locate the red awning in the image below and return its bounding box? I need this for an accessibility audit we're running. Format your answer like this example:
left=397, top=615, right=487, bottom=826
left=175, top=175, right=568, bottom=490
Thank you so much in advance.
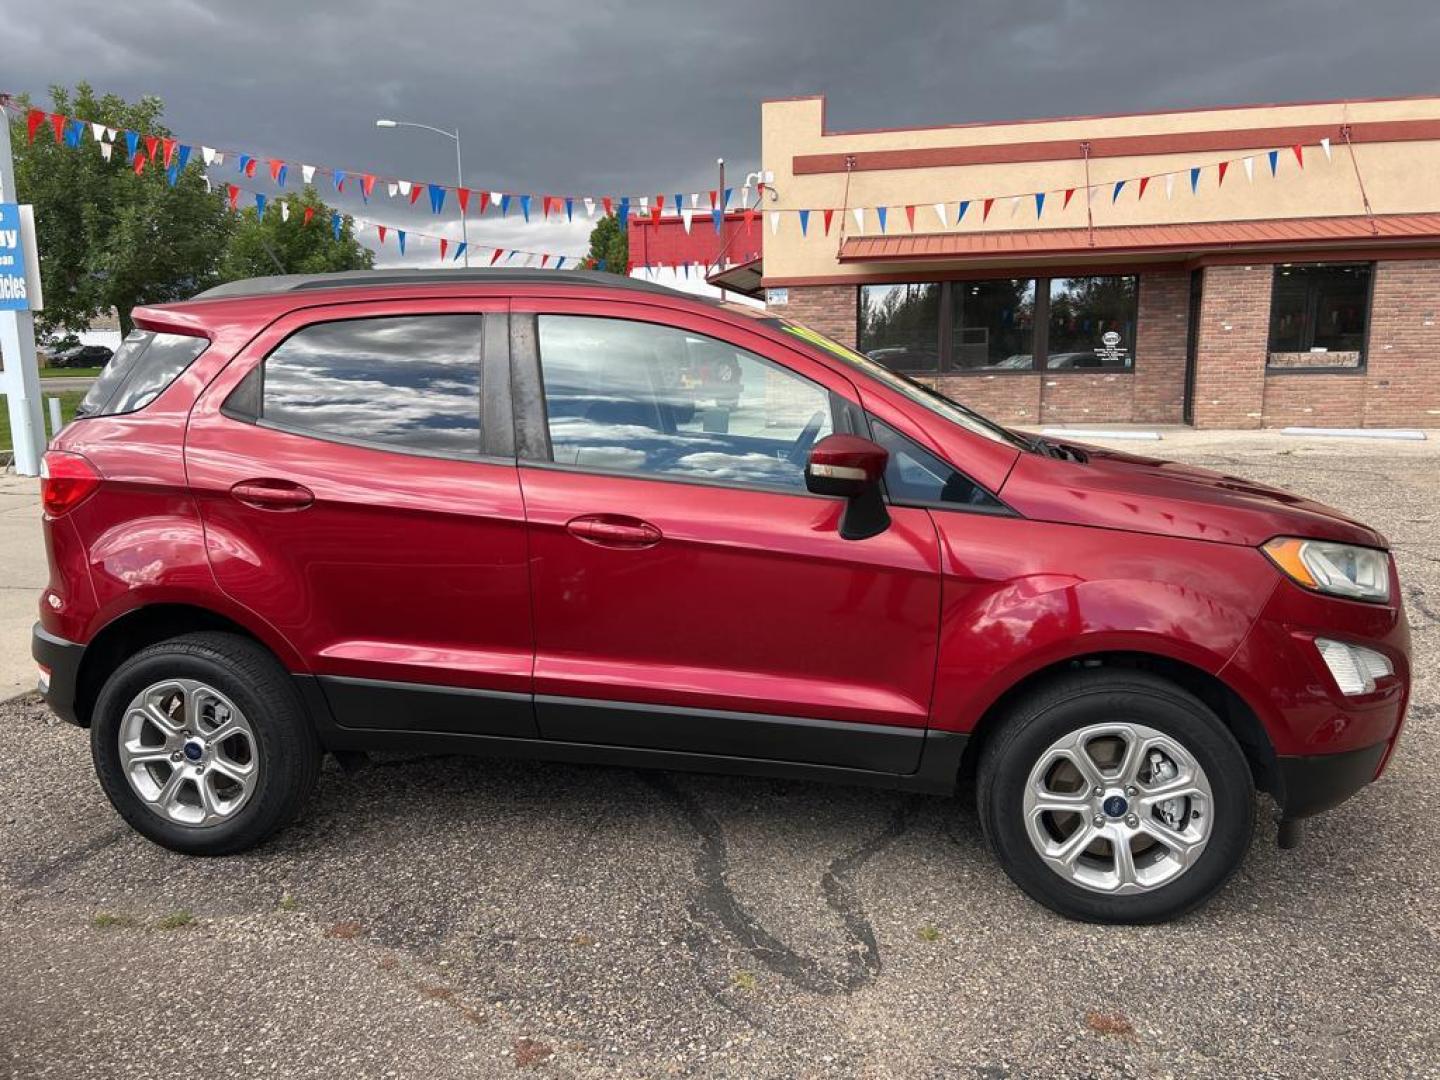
left=838, top=212, right=1440, bottom=264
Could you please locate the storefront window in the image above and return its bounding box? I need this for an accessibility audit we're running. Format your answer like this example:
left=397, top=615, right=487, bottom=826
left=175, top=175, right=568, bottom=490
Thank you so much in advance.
left=1046, top=276, right=1138, bottom=370
left=953, top=279, right=1036, bottom=371
left=1268, top=263, right=1371, bottom=370
left=857, top=283, right=942, bottom=373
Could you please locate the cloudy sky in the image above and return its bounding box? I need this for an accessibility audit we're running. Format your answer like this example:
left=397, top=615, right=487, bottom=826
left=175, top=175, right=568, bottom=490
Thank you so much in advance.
left=5, top=0, right=1436, bottom=267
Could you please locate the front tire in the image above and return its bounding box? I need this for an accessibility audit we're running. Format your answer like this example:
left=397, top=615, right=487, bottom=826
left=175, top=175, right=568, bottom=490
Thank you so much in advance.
left=91, top=632, right=321, bottom=855
left=977, top=669, right=1254, bottom=923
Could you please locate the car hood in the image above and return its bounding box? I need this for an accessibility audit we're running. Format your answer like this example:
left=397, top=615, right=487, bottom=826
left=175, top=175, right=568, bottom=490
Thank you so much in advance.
left=999, top=440, right=1387, bottom=549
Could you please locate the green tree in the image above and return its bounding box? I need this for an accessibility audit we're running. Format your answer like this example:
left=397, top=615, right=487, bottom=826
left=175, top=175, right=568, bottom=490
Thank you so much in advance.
left=583, top=213, right=628, bottom=274
left=218, top=186, right=373, bottom=281
left=10, top=83, right=234, bottom=336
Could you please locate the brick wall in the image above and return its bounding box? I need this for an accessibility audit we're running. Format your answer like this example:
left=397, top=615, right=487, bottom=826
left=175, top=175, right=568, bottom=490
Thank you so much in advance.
left=1132, top=271, right=1190, bottom=423
left=1191, top=264, right=1272, bottom=428
left=780, top=286, right=858, bottom=348
left=1040, top=372, right=1136, bottom=423
left=934, top=374, right=1042, bottom=425
left=1261, top=373, right=1365, bottom=427
left=1362, top=260, right=1440, bottom=427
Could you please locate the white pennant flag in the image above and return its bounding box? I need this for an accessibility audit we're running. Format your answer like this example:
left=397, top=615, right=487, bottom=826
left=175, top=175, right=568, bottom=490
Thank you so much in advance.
left=90, top=122, right=105, bottom=142
left=768, top=211, right=780, bottom=235
left=639, top=196, right=649, bottom=213
left=1088, top=185, right=1099, bottom=204
left=280, top=202, right=290, bottom=222
left=681, top=207, right=694, bottom=233
left=105, top=126, right=118, bottom=142
left=99, top=142, right=113, bottom=162
left=302, top=164, right=316, bottom=184
left=1320, top=137, right=1332, bottom=161
left=1009, top=196, right=1021, bottom=217
left=202, top=175, right=212, bottom=193
left=1243, top=157, right=1255, bottom=183
left=490, top=191, right=503, bottom=208
left=397, top=180, right=411, bottom=196
left=690, top=192, right=701, bottom=209
left=212, top=152, right=225, bottom=167
left=1165, top=173, right=1175, bottom=200
left=583, top=197, right=597, bottom=219
left=387, top=182, right=398, bottom=198
left=933, top=202, right=947, bottom=227
left=201, top=146, right=216, bottom=165
left=852, top=207, right=865, bottom=232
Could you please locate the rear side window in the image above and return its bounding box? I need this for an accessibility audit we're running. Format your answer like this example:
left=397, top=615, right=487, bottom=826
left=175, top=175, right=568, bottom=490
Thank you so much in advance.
left=79, top=331, right=209, bottom=417
left=255, top=315, right=484, bottom=457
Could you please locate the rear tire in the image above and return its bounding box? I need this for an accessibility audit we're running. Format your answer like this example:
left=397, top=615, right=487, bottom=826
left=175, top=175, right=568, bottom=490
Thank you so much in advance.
left=977, top=668, right=1253, bottom=923
left=91, top=632, right=320, bottom=855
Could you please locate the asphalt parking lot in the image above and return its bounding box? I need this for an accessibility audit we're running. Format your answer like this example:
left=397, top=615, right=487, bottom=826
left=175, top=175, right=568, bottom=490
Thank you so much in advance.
left=1, top=432, right=1436, bottom=1079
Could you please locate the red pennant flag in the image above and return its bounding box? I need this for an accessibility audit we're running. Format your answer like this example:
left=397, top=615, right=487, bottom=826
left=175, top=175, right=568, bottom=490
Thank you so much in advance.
left=905, top=204, right=916, bottom=230
left=269, top=158, right=284, bottom=182
left=361, top=174, right=376, bottom=199
left=823, top=208, right=835, bottom=235
left=656, top=194, right=666, bottom=213
left=50, top=113, right=67, bottom=144
left=540, top=254, right=549, bottom=268
left=303, top=206, right=315, bottom=226
left=26, top=108, right=45, bottom=143
left=490, top=248, right=504, bottom=265
left=541, top=195, right=553, bottom=218
left=244, top=157, right=257, bottom=178
left=1292, top=144, right=1304, bottom=168
left=226, top=183, right=240, bottom=209
left=409, top=184, right=424, bottom=205
left=377, top=225, right=387, bottom=244
left=477, top=190, right=490, bottom=213
left=650, top=202, right=662, bottom=227
left=133, top=152, right=147, bottom=176
left=143, top=134, right=159, bottom=161
left=439, top=239, right=449, bottom=260
left=1217, top=161, right=1229, bottom=186
left=707, top=190, right=717, bottom=210
left=162, top=138, right=178, bottom=169
left=1138, top=176, right=1150, bottom=199
left=1063, top=187, right=1075, bottom=209
left=457, top=188, right=470, bottom=213
left=602, top=196, right=613, bottom=217
left=982, top=197, right=995, bottom=221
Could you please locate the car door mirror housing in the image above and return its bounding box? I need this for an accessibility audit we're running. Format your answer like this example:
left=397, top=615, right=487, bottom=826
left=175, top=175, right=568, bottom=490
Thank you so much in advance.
left=805, top=434, right=891, bottom=540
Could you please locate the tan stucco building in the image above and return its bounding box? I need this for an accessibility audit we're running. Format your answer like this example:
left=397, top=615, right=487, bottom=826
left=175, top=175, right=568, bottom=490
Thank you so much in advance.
left=713, top=94, right=1440, bottom=428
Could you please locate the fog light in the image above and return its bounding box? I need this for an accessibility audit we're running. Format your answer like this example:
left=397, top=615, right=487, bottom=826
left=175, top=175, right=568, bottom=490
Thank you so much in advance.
left=1315, top=638, right=1393, bottom=695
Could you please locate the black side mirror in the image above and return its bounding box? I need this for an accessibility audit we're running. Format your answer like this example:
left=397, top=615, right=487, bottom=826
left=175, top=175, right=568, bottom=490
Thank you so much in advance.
left=805, top=434, right=891, bottom=540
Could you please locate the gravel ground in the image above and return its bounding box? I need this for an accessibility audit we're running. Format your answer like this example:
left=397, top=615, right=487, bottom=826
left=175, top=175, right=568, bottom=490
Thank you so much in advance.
left=1, top=434, right=1437, bottom=1079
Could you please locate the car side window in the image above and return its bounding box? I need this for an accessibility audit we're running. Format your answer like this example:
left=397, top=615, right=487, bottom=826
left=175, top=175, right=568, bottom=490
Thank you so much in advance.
left=534, top=315, right=834, bottom=492
left=870, top=418, right=1004, bottom=510
left=257, top=314, right=484, bottom=457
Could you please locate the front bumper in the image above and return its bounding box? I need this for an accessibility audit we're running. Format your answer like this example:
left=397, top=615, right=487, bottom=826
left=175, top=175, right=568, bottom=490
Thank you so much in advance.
left=1276, top=741, right=1388, bottom=820
left=31, top=623, right=85, bottom=726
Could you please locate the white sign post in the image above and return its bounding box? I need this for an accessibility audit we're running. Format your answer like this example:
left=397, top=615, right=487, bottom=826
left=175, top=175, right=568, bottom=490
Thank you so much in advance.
left=0, top=112, right=46, bottom=476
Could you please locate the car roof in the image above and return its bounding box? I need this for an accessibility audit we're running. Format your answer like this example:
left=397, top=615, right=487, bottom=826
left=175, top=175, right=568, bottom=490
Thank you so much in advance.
left=192, top=268, right=710, bottom=304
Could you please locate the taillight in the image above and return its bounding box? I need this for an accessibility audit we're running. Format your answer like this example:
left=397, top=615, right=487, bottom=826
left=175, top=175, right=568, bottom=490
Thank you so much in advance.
left=40, top=451, right=101, bottom=517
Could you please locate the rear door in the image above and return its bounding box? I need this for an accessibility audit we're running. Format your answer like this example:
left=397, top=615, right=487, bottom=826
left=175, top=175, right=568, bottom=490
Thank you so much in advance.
left=510, top=302, right=943, bottom=773
left=185, top=298, right=536, bottom=738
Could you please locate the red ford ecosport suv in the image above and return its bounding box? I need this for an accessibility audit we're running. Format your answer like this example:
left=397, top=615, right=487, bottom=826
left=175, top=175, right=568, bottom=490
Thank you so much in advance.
left=33, top=270, right=1411, bottom=923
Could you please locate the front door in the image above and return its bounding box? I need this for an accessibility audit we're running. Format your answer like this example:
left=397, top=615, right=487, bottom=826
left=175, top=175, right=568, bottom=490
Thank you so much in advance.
left=185, top=300, right=536, bottom=738
left=510, top=305, right=942, bottom=773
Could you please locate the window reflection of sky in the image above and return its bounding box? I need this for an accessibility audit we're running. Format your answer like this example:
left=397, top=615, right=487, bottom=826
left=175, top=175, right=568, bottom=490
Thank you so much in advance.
left=264, top=315, right=483, bottom=456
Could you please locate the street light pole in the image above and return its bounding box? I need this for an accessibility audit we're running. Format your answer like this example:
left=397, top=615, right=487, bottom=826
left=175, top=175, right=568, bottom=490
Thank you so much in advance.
left=375, top=119, right=469, bottom=267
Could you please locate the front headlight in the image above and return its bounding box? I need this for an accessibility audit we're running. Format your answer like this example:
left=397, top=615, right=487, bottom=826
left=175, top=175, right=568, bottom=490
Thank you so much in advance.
left=1262, top=537, right=1391, bottom=602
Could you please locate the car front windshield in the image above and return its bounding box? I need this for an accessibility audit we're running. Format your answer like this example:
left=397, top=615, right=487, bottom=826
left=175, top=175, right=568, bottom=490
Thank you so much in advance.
left=776, top=322, right=1032, bottom=451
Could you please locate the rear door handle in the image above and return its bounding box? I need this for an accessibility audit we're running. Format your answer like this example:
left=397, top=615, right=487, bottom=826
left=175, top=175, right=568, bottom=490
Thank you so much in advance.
left=565, top=514, right=662, bottom=549
left=230, top=478, right=314, bottom=511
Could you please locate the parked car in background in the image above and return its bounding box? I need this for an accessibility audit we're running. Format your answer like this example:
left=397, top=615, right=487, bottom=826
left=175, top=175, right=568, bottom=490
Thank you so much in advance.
left=32, top=270, right=1411, bottom=924
left=49, top=344, right=114, bottom=369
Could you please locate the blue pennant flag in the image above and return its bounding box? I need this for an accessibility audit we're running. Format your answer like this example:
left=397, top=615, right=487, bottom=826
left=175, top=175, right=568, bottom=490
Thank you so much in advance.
left=275, top=164, right=288, bottom=188
left=722, top=187, right=733, bottom=210
left=1112, top=180, right=1126, bottom=203
left=956, top=200, right=970, bottom=223
left=1035, top=192, right=1046, bottom=216
left=556, top=256, right=566, bottom=269
left=500, top=193, right=512, bottom=217
left=673, top=194, right=683, bottom=220
left=397, top=230, right=406, bottom=255
left=506, top=250, right=517, bottom=263
left=334, top=170, right=347, bottom=192
left=1268, top=149, right=1279, bottom=176
left=876, top=206, right=888, bottom=233
left=125, top=130, right=140, bottom=159
left=1190, top=166, right=1201, bottom=194
left=166, top=165, right=180, bottom=187
left=711, top=207, right=723, bottom=234
left=175, top=145, right=192, bottom=172
left=596, top=259, right=606, bottom=271
left=453, top=242, right=467, bottom=262
left=520, top=194, right=531, bottom=222
left=238, top=154, right=251, bottom=174
left=618, top=196, right=630, bottom=230
left=798, top=209, right=810, bottom=236
left=255, top=193, right=267, bottom=217
left=565, top=197, right=574, bottom=222
left=428, top=184, right=446, bottom=214
left=65, top=119, right=84, bottom=148
left=331, top=213, right=342, bottom=240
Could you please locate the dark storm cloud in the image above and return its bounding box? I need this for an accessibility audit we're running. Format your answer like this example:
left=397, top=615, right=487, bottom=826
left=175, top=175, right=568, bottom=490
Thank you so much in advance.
left=6, top=0, right=1437, bottom=260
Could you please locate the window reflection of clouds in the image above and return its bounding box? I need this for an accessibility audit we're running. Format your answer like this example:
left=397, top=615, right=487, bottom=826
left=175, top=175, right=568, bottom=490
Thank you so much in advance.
left=263, top=315, right=482, bottom=455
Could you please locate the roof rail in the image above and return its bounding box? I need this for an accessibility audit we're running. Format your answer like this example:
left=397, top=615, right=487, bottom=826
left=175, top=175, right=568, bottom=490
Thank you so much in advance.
left=191, top=268, right=703, bottom=302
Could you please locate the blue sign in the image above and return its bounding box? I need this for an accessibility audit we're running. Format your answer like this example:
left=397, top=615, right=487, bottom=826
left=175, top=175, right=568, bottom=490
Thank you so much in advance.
left=0, top=204, right=31, bottom=311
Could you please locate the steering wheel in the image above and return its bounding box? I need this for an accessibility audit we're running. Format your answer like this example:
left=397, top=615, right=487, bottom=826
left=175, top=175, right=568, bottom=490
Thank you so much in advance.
left=787, top=410, right=827, bottom=466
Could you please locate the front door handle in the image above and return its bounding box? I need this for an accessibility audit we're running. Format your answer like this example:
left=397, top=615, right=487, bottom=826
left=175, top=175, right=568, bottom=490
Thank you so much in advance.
left=565, top=514, right=663, bottom=549
left=230, top=478, right=314, bottom=511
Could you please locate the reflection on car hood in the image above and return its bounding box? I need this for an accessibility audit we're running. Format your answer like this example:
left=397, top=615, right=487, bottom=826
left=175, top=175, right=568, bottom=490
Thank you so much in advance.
left=999, top=441, right=1386, bottom=549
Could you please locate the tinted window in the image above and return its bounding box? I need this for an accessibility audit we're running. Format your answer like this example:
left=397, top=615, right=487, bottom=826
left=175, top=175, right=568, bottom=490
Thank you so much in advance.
left=858, top=284, right=942, bottom=373
left=79, top=331, right=208, bottom=417
left=953, top=279, right=1037, bottom=371
left=536, top=315, right=833, bottom=492
left=1268, top=263, right=1370, bottom=369
left=871, top=419, right=1003, bottom=510
left=260, top=315, right=483, bottom=456
left=1047, top=276, right=1137, bottom=370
